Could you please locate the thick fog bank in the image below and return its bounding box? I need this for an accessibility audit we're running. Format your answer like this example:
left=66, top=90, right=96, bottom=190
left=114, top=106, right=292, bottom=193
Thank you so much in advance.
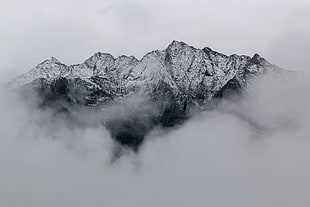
left=0, top=71, right=310, bottom=207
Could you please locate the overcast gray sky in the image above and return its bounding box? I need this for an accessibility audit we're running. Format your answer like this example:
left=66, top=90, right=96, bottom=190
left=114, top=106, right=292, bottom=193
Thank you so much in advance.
left=0, top=0, right=309, bottom=81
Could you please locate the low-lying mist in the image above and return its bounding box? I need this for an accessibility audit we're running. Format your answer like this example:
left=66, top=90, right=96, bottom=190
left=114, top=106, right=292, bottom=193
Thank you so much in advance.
left=1, top=71, right=310, bottom=207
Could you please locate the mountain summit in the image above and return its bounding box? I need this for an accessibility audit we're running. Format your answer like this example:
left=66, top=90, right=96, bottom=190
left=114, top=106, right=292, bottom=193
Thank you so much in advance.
left=8, top=41, right=281, bottom=151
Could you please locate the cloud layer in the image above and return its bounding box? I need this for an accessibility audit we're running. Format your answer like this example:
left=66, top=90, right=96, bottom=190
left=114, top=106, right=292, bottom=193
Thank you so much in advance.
left=0, top=71, right=310, bottom=207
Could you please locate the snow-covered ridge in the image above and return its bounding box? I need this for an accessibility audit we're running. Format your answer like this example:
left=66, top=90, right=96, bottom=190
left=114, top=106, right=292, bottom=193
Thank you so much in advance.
left=8, top=40, right=280, bottom=100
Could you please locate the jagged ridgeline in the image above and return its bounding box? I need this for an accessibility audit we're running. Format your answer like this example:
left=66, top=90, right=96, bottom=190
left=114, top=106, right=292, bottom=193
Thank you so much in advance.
left=8, top=41, right=281, bottom=151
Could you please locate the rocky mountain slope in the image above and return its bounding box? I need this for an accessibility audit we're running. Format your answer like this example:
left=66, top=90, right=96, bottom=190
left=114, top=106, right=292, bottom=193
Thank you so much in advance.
left=8, top=41, right=281, bottom=151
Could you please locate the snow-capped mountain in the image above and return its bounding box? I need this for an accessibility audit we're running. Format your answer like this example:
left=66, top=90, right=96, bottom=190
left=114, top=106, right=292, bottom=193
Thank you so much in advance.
left=8, top=41, right=281, bottom=150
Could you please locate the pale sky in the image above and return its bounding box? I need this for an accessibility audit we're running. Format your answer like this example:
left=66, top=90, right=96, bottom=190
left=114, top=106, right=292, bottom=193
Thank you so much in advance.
left=0, top=0, right=309, bottom=81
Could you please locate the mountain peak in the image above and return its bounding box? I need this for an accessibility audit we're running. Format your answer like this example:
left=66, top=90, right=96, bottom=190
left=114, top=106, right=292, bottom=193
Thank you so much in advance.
left=167, top=40, right=189, bottom=49
left=93, top=52, right=115, bottom=58
left=36, top=56, right=63, bottom=67
left=35, top=57, right=62, bottom=67
left=250, top=53, right=266, bottom=65
left=47, top=56, right=60, bottom=63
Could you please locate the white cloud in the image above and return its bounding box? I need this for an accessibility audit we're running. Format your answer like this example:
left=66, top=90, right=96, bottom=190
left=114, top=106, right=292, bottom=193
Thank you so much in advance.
left=0, top=71, right=310, bottom=207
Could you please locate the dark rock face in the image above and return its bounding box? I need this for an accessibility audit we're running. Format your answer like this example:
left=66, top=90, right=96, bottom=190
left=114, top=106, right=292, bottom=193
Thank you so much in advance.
left=9, top=41, right=281, bottom=151
left=107, top=117, right=155, bottom=151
